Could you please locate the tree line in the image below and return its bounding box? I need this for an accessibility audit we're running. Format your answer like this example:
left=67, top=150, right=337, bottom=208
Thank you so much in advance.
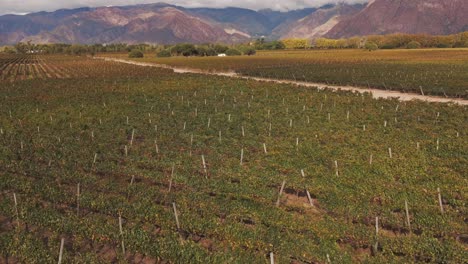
left=2, top=31, right=467, bottom=56
left=299, top=32, right=468, bottom=50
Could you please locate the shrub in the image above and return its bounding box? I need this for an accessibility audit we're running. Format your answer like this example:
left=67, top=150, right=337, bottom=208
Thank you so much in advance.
left=407, top=41, right=422, bottom=49
left=128, top=49, right=144, bottom=58
left=364, top=41, right=378, bottom=51
left=243, top=47, right=257, bottom=56
left=256, top=40, right=285, bottom=50
left=225, top=48, right=242, bottom=56
left=380, top=43, right=397, bottom=49
left=157, top=50, right=171, bottom=58
left=436, top=43, right=452, bottom=48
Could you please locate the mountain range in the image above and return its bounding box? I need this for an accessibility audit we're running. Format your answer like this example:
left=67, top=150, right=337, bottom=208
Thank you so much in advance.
left=0, top=0, right=467, bottom=45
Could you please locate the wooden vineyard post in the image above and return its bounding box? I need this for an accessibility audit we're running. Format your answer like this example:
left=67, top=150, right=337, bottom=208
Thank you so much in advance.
left=155, top=140, right=159, bottom=154
left=240, top=148, right=244, bottom=166
left=13, top=193, right=19, bottom=228
left=369, top=154, right=373, bottom=165
left=219, top=131, right=222, bottom=143
left=202, top=155, right=208, bottom=179
left=334, top=161, right=339, bottom=176
left=373, top=216, right=379, bottom=256
left=437, top=188, right=444, bottom=214
left=168, top=165, right=175, bottom=193
left=306, top=190, right=314, bottom=207
left=301, top=169, right=305, bottom=177
left=388, top=148, right=392, bottom=159
left=130, top=129, right=135, bottom=146
left=76, top=183, right=80, bottom=217
left=263, top=143, right=268, bottom=154
left=119, top=214, right=125, bottom=255
left=58, top=237, right=65, bottom=264
left=270, top=252, right=275, bottom=264
left=375, top=216, right=379, bottom=236
left=405, top=200, right=411, bottom=233
left=124, top=145, right=128, bottom=157
left=172, top=202, right=180, bottom=230
left=276, top=181, right=286, bottom=207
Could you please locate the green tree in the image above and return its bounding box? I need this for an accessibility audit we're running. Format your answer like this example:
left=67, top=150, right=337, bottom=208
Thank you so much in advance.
left=157, top=50, right=171, bottom=58
left=364, top=41, right=378, bottom=51
left=128, top=49, right=144, bottom=58
left=196, top=46, right=216, bottom=57
left=407, top=41, right=422, bottom=49
left=213, top=44, right=229, bottom=54
left=243, top=47, right=256, bottom=56
left=171, top=44, right=197, bottom=56
left=225, top=48, right=242, bottom=56
left=14, top=42, right=29, bottom=54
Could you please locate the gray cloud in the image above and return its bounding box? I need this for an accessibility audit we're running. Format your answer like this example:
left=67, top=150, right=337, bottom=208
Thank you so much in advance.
left=0, top=0, right=368, bottom=15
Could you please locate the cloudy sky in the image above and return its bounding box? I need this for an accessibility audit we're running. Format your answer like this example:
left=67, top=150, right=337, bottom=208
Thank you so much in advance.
left=0, top=0, right=368, bottom=15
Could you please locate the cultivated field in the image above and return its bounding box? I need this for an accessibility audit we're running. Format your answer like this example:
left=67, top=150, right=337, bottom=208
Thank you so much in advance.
left=102, top=49, right=468, bottom=98
left=0, top=54, right=466, bottom=263
left=0, top=54, right=162, bottom=81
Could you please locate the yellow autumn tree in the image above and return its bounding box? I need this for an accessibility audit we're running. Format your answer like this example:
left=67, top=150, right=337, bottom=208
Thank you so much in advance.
left=281, top=39, right=310, bottom=49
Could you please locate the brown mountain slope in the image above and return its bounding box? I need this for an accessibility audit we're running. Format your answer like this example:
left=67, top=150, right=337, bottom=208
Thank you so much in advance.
left=96, top=7, right=247, bottom=44
left=1, top=1, right=468, bottom=44
left=6, top=4, right=251, bottom=44
left=326, top=0, right=468, bottom=38
left=276, top=4, right=364, bottom=40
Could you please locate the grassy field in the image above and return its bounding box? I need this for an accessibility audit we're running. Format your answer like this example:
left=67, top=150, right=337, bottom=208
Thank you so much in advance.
left=101, top=49, right=468, bottom=99
left=0, top=55, right=467, bottom=263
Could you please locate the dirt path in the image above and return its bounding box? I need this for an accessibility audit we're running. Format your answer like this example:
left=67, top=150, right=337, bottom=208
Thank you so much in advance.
left=96, top=57, right=468, bottom=106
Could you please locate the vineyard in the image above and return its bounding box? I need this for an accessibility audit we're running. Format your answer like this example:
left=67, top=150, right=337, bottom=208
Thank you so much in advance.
left=0, top=54, right=166, bottom=81
left=104, top=49, right=468, bottom=98
left=0, top=54, right=467, bottom=263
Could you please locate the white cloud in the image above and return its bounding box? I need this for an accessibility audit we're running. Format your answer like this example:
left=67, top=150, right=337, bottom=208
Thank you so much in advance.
left=0, top=0, right=369, bottom=15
